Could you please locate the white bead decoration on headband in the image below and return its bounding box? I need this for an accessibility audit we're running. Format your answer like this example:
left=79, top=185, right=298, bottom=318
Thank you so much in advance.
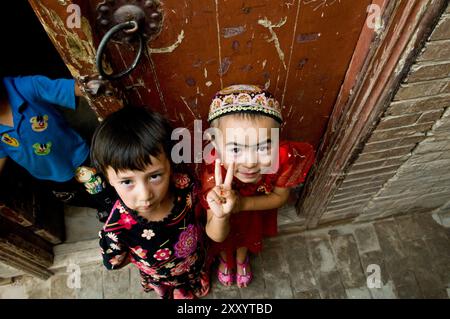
left=208, top=84, right=283, bottom=123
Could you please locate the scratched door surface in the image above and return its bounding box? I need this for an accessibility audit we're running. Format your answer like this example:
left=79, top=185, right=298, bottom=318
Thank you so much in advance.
left=30, top=0, right=371, bottom=148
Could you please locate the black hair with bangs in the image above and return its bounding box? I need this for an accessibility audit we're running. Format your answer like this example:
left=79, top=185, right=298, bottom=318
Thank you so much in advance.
left=90, top=106, right=174, bottom=176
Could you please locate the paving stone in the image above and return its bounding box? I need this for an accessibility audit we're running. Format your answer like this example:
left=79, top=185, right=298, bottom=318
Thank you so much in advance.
left=102, top=267, right=130, bottom=299
left=6, top=275, right=51, bottom=299
left=307, top=238, right=338, bottom=273
left=0, top=263, right=25, bottom=279
left=368, top=280, right=397, bottom=299
left=359, top=250, right=391, bottom=286
left=373, top=220, right=404, bottom=252
left=261, top=244, right=294, bottom=298
left=64, top=206, right=103, bottom=243
left=395, top=215, right=424, bottom=241
left=210, top=275, right=242, bottom=299
left=402, top=240, right=448, bottom=298
left=50, top=273, right=77, bottom=299
left=415, top=212, right=450, bottom=241
left=76, top=266, right=103, bottom=299
left=293, top=289, right=321, bottom=299
left=307, top=238, right=346, bottom=298
left=345, top=287, right=372, bottom=299
left=423, top=234, right=450, bottom=287
left=128, top=266, right=159, bottom=299
left=282, top=236, right=318, bottom=293
left=353, top=224, right=381, bottom=253
left=374, top=221, right=423, bottom=298
left=22, top=276, right=51, bottom=299
left=315, top=271, right=347, bottom=299
left=0, top=278, right=13, bottom=286
left=0, top=282, right=27, bottom=298
left=329, top=234, right=366, bottom=288
left=395, top=280, right=424, bottom=299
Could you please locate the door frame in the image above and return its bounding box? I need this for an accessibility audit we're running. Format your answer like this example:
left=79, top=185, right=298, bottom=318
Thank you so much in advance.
left=298, top=0, right=449, bottom=229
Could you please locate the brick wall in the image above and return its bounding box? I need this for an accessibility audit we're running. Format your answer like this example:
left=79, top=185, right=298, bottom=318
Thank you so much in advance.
left=320, top=3, right=450, bottom=225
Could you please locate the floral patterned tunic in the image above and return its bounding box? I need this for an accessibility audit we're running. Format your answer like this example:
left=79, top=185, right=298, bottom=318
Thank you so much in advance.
left=99, top=173, right=209, bottom=299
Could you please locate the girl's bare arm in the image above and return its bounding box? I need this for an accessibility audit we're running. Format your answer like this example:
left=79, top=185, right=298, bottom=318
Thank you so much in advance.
left=238, top=187, right=290, bottom=211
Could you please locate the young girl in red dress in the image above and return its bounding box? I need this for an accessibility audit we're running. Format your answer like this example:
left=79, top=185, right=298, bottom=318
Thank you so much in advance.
left=201, top=84, right=315, bottom=288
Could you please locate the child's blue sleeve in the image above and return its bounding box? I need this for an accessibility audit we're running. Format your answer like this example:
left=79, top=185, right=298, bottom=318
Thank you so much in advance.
left=27, top=75, right=76, bottom=110
left=0, top=145, right=6, bottom=158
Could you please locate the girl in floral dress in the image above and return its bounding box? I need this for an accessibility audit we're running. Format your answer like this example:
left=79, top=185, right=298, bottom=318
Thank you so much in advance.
left=202, top=85, right=315, bottom=288
left=91, top=106, right=209, bottom=299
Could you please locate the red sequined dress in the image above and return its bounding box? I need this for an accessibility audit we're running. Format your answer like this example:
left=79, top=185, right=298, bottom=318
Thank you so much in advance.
left=200, top=141, right=315, bottom=267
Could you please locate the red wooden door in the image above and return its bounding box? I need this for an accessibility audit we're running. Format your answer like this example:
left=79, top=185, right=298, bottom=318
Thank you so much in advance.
left=28, top=0, right=372, bottom=149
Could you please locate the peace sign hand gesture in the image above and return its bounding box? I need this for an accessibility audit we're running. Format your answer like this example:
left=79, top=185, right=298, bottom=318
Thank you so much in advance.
left=206, top=159, right=239, bottom=219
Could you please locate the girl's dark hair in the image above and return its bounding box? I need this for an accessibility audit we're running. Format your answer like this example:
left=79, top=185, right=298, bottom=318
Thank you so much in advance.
left=90, top=106, right=174, bottom=175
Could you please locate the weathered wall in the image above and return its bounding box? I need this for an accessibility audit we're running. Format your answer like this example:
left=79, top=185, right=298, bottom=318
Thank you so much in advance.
left=320, top=3, right=450, bottom=225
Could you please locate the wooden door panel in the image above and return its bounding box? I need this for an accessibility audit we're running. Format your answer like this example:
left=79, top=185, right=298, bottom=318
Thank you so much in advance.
left=80, top=0, right=372, bottom=146
left=28, top=0, right=372, bottom=145
left=28, top=0, right=124, bottom=116
left=138, top=0, right=219, bottom=127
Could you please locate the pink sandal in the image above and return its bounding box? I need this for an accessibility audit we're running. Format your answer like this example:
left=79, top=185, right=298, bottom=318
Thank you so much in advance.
left=217, top=256, right=235, bottom=286
left=236, top=256, right=253, bottom=288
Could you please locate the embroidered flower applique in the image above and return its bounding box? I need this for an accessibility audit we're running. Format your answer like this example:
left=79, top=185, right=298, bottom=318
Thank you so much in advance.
left=118, top=213, right=137, bottom=230
left=185, top=193, right=192, bottom=209
left=170, top=254, right=198, bottom=276
left=153, top=248, right=172, bottom=261
left=141, top=229, right=155, bottom=240
left=134, top=260, right=157, bottom=276
left=164, top=262, right=176, bottom=269
left=110, top=243, right=121, bottom=251
left=174, top=224, right=198, bottom=258
left=173, top=173, right=190, bottom=189
left=106, top=232, right=118, bottom=242
left=131, top=246, right=148, bottom=259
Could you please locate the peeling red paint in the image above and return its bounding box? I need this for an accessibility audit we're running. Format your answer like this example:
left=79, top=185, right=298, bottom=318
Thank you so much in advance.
left=296, top=32, right=321, bottom=43
left=222, top=26, right=246, bottom=38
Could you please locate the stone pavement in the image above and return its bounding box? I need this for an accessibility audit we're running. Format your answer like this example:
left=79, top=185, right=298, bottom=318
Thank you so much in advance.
left=0, top=211, right=449, bottom=299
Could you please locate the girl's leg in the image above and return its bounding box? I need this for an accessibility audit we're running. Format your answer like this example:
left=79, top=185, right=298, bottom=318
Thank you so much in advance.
left=236, top=247, right=253, bottom=288
left=217, top=250, right=235, bottom=286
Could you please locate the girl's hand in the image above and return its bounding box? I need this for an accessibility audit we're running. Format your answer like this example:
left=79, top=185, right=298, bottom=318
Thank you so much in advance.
left=206, top=159, right=238, bottom=219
